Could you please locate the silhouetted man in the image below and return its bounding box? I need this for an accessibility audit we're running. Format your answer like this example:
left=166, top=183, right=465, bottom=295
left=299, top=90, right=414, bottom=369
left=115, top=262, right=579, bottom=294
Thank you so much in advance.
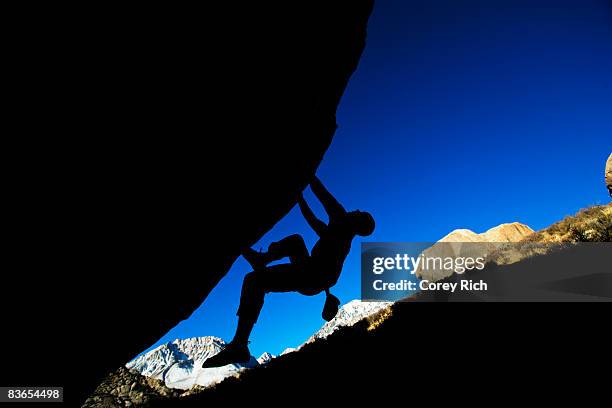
left=203, top=176, right=375, bottom=367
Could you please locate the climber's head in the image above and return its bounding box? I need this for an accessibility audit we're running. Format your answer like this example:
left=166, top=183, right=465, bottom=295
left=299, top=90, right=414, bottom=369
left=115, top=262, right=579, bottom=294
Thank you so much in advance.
left=347, top=210, right=375, bottom=236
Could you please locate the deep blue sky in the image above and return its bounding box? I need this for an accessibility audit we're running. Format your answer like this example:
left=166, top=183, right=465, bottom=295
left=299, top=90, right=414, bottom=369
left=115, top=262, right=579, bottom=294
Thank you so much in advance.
left=137, top=0, right=611, bottom=359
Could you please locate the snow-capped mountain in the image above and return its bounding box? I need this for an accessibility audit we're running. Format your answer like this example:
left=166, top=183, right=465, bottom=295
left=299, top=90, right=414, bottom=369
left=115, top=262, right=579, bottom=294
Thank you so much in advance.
left=280, top=299, right=392, bottom=355
left=127, top=302, right=389, bottom=390
left=127, top=337, right=225, bottom=379
left=256, top=352, right=274, bottom=365
left=308, top=300, right=391, bottom=341
left=126, top=337, right=267, bottom=390
left=280, top=347, right=297, bottom=356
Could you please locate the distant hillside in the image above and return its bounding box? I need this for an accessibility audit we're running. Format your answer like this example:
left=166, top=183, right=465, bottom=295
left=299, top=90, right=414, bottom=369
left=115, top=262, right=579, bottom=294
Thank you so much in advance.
left=438, top=222, right=534, bottom=243
left=416, top=222, right=534, bottom=281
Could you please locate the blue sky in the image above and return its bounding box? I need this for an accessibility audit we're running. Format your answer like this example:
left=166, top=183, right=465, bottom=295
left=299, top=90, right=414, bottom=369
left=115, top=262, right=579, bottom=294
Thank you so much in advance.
left=137, top=0, right=611, bottom=359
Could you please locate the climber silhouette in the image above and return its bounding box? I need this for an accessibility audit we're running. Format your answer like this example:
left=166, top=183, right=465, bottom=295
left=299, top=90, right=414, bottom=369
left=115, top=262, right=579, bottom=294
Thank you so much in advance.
left=203, top=176, right=375, bottom=368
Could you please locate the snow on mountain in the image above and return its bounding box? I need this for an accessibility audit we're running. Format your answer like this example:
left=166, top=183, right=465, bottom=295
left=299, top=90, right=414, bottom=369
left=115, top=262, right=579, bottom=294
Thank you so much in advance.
left=126, top=301, right=390, bottom=390
left=127, top=337, right=224, bottom=378
left=278, top=300, right=392, bottom=356
left=280, top=347, right=297, bottom=356
left=126, top=337, right=259, bottom=390
left=257, top=352, right=274, bottom=365
left=308, top=300, right=391, bottom=342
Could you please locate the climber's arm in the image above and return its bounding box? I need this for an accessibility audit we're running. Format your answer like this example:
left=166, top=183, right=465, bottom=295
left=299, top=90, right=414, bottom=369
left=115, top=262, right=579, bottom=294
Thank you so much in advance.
left=298, top=195, right=327, bottom=236
left=310, top=176, right=346, bottom=220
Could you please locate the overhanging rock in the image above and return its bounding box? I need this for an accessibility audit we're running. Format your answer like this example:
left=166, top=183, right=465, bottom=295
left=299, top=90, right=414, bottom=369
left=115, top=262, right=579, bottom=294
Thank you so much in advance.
left=4, top=2, right=375, bottom=404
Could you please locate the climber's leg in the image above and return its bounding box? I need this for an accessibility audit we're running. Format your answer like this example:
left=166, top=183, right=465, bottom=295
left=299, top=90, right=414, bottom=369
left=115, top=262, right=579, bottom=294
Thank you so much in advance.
left=203, top=263, right=309, bottom=368
left=243, top=234, right=309, bottom=269
left=268, top=234, right=309, bottom=264
left=235, top=264, right=302, bottom=330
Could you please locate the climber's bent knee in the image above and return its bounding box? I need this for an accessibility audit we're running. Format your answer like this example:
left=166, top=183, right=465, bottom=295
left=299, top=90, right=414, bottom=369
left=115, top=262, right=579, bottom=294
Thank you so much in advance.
left=269, top=234, right=305, bottom=252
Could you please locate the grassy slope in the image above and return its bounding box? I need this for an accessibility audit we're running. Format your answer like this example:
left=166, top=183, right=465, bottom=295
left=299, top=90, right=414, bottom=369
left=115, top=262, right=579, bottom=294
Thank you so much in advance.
left=526, top=204, right=611, bottom=243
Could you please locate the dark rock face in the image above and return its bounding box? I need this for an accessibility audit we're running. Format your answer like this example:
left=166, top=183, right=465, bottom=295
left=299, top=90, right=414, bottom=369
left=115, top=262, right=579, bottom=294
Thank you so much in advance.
left=83, top=367, right=180, bottom=407
left=3, top=2, right=374, bottom=405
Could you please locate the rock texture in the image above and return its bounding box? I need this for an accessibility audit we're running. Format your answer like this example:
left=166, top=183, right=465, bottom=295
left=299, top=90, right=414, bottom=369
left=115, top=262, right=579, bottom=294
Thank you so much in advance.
left=83, top=367, right=182, bottom=408
left=606, top=153, right=612, bottom=197
left=3, top=2, right=375, bottom=405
